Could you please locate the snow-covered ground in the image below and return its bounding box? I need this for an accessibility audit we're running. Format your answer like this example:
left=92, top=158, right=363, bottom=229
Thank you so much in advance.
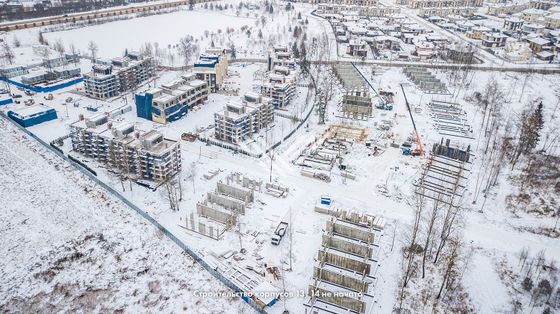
left=0, top=117, right=249, bottom=313
left=1, top=1, right=560, bottom=313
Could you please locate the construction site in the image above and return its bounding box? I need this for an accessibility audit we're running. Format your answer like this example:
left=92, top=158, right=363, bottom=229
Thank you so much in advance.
left=306, top=199, right=386, bottom=314
left=296, top=124, right=371, bottom=183
left=333, top=64, right=373, bottom=121
left=403, top=67, right=450, bottom=95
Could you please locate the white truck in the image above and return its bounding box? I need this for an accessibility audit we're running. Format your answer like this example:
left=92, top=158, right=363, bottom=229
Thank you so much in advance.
left=271, top=221, right=288, bottom=245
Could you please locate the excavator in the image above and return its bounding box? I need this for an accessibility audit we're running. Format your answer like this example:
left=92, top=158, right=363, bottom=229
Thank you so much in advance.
left=400, top=84, right=423, bottom=156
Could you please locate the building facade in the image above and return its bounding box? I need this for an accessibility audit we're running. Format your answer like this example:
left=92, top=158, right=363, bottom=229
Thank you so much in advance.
left=193, top=48, right=228, bottom=93
left=83, top=52, right=154, bottom=99
left=214, top=92, right=274, bottom=145
left=70, top=114, right=181, bottom=182
left=135, top=73, right=209, bottom=124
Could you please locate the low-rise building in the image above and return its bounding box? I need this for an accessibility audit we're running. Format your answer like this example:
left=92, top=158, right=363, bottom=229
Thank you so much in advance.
left=346, top=39, right=368, bottom=57
left=527, top=36, right=552, bottom=53
left=214, top=92, right=274, bottom=144
left=481, top=32, right=508, bottom=47
left=504, top=17, right=525, bottom=31
left=70, top=114, right=181, bottom=182
left=135, top=73, right=209, bottom=124
left=193, top=48, right=228, bottom=93
left=545, top=13, right=560, bottom=29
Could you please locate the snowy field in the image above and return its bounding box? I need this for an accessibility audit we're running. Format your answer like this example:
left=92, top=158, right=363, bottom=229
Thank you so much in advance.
left=1, top=0, right=560, bottom=313
left=6, top=1, right=336, bottom=66
left=0, top=117, right=249, bottom=313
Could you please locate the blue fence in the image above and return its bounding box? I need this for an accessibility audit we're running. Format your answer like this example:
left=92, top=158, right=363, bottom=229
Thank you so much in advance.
left=0, top=112, right=268, bottom=314
left=0, top=76, right=84, bottom=93
left=0, top=97, right=13, bottom=106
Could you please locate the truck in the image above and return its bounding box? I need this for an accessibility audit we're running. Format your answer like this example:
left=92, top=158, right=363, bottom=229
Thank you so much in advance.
left=271, top=221, right=289, bottom=245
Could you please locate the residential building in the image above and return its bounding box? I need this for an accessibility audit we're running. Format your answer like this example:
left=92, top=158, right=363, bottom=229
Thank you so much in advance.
left=193, top=48, right=228, bottom=93
left=214, top=92, right=274, bottom=145
left=83, top=51, right=154, bottom=99
left=504, top=17, right=525, bottom=31
left=260, top=65, right=296, bottom=109
left=346, top=39, right=368, bottom=57
left=135, top=73, right=209, bottom=124
left=527, top=36, right=552, bottom=53
left=487, top=2, right=528, bottom=15
left=546, top=13, right=560, bottom=29
left=70, top=114, right=181, bottom=182
left=481, top=32, right=508, bottom=47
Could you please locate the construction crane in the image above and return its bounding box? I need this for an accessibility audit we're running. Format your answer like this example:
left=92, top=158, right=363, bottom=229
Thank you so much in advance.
left=351, top=62, right=393, bottom=110
left=400, top=84, right=424, bottom=156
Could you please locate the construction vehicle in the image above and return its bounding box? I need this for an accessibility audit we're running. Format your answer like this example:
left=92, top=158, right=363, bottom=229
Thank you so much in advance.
left=351, top=63, right=391, bottom=111
left=271, top=221, right=288, bottom=245
left=400, top=84, right=423, bottom=156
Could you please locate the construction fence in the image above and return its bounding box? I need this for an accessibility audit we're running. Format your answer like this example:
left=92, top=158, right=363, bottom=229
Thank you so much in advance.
left=0, top=111, right=268, bottom=314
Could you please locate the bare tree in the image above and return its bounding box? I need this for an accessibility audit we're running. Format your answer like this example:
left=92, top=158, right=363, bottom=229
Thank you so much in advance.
left=88, top=41, right=98, bottom=63
left=422, top=192, right=441, bottom=278
left=1, top=42, right=15, bottom=65
left=69, top=43, right=79, bottom=66
left=436, top=238, right=460, bottom=299
left=178, top=36, right=195, bottom=67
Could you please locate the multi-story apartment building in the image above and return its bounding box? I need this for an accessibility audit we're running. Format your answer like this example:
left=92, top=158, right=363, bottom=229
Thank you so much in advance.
left=83, top=51, right=154, bottom=99
left=214, top=92, right=274, bottom=145
left=193, top=48, right=228, bottom=93
left=135, top=72, right=209, bottom=124
left=70, top=114, right=181, bottom=182
left=260, top=66, right=296, bottom=109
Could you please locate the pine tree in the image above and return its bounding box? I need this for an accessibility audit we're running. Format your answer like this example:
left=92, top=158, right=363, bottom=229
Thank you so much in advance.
left=292, top=42, right=300, bottom=58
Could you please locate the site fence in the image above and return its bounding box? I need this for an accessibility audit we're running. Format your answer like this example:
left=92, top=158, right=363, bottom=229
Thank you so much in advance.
left=0, top=111, right=268, bottom=314
left=0, top=76, right=84, bottom=93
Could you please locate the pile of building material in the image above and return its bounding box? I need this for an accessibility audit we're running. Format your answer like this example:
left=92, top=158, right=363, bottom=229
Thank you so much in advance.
left=304, top=215, right=384, bottom=314
left=428, top=100, right=473, bottom=139
left=264, top=182, right=289, bottom=198
left=185, top=172, right=259, bottom=239
left=403, top=67, right=449, bottom=94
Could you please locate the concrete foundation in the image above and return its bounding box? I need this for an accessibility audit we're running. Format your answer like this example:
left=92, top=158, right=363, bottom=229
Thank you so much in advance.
left=322, top=234, right=373, bottom=259
left=318, top=249, right=371, bottom=275
left=326, top=219, right=375, bottom=244
left=313, top=266, right=369, bottom=293
left=217, top=181, right=254, bottom=203
left=196, top=202, right=237, bottom=226
left=207, top=192, right=246, bottom=214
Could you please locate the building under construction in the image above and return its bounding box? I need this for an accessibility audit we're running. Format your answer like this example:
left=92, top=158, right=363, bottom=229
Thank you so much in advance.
left=333, top=63, right=373, bottom=120
left=70, top=114, right=181, bottom=182
left=214, top=92, right=274, bottom=145
left=305, top=209, right=385, bottom=314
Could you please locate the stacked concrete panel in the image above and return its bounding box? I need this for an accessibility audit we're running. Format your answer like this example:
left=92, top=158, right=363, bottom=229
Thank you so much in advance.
left=403, top=67, right=449, bottom=94
left=305, top=215, right=383, bottom=313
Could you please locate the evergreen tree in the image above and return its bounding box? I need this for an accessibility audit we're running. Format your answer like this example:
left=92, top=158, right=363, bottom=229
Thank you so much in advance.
left=292, top=42, right=300, bottom=58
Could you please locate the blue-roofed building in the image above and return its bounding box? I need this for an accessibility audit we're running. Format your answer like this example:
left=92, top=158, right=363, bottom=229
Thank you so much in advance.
left=193, top=48, right=228, bottom=93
